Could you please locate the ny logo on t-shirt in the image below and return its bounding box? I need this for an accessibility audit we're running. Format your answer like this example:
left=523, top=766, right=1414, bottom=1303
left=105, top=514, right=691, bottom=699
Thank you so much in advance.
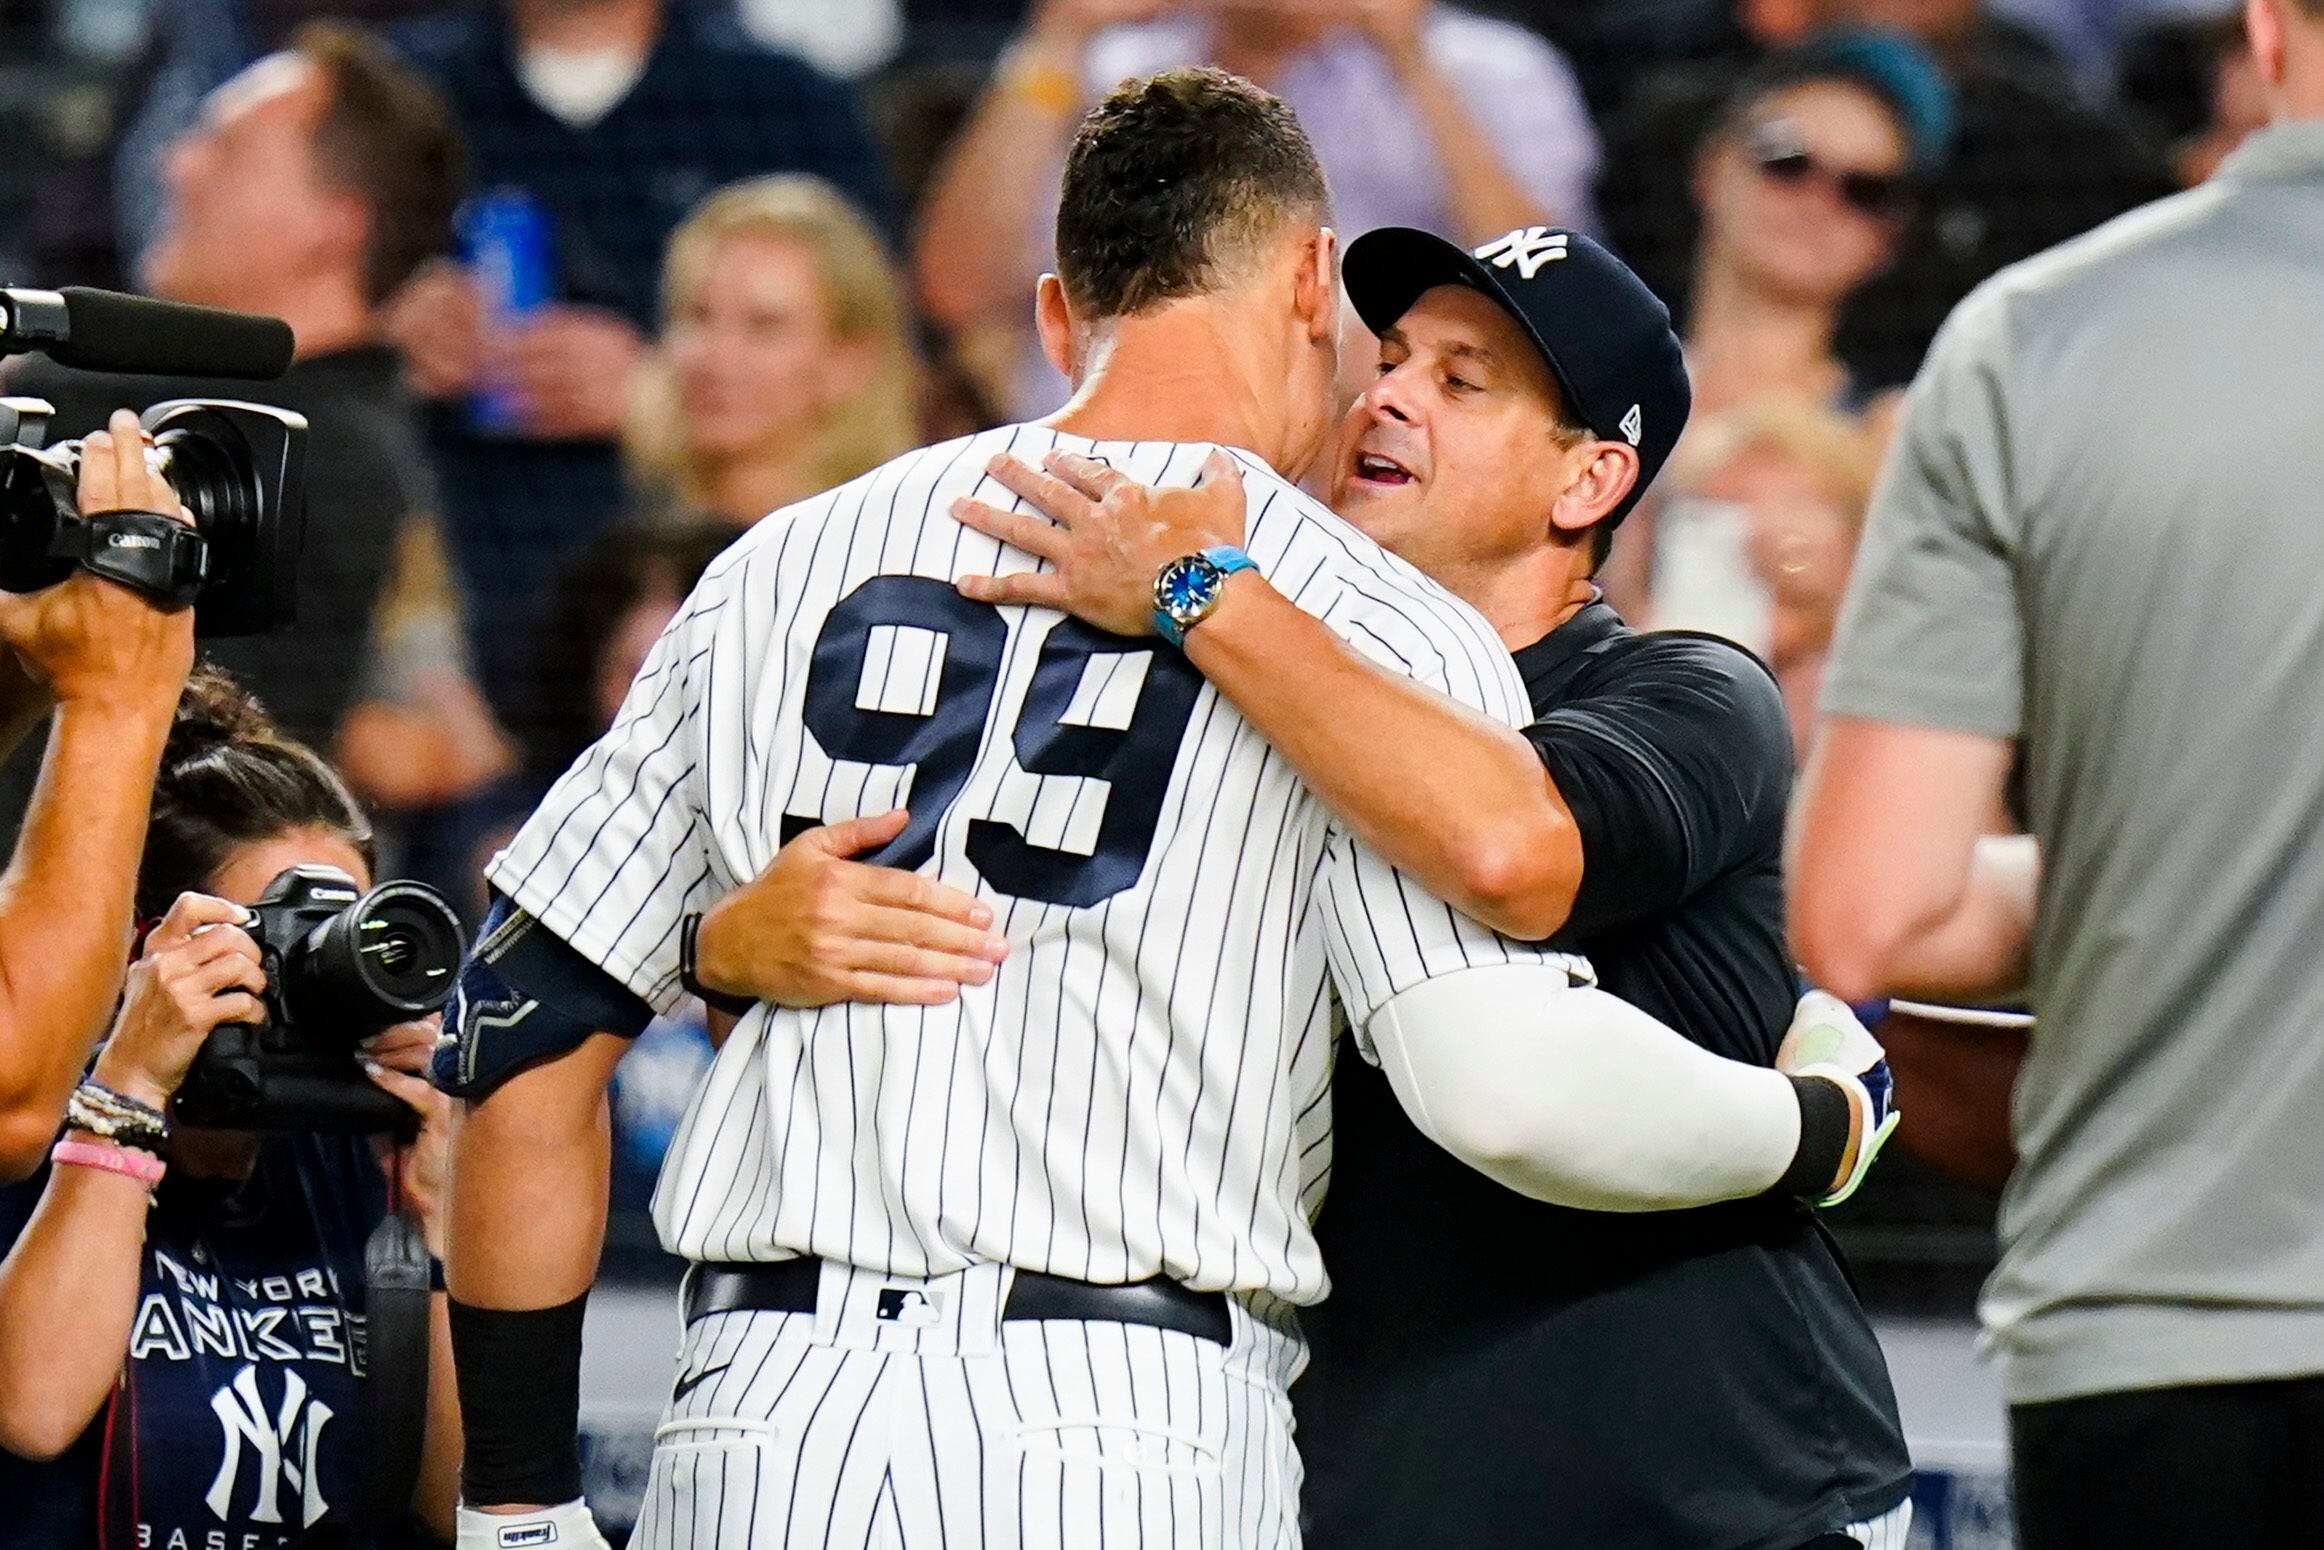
left=205, top=1364, right=334, bottom=1529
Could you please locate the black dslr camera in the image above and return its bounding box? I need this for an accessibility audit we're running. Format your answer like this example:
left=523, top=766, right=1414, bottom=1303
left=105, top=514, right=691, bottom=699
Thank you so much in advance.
left=174, top=865, right=468, bottom=1133
left=0, top=397, right=306, bottom=636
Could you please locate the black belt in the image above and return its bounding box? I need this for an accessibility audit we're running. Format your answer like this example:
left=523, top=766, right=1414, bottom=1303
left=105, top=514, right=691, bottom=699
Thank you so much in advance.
left=685, top=1259, right=1233, bottom=1346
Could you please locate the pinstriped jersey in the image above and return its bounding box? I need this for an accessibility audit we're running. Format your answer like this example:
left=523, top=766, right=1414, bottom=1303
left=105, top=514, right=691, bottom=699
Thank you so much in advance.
left=487, top=426, right=1585, bottom=1303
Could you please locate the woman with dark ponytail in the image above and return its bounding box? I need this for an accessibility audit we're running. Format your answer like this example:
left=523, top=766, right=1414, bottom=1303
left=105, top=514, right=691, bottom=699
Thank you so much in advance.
left=0, top=668, right=460, bottom=1548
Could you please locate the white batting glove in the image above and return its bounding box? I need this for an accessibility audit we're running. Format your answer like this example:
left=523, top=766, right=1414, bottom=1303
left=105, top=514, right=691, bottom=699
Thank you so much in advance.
left=1777, top=991, right=1901, bottom=1208
left=457, top=1499, right=612, bottom=1550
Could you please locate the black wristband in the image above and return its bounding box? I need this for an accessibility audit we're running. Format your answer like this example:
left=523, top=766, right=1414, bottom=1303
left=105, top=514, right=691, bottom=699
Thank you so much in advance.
left=679, top=913, right=756, bottom=1018
left=1779, top=1074, right=1854, bottom=1199
left=47, top=509, right=208, bottom=607
left=448, top=1292, right=589, bottom=1507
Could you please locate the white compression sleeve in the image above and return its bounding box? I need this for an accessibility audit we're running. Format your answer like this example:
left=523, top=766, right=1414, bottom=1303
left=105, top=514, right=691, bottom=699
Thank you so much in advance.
left=1364, top=964, right=1803, bottom=1212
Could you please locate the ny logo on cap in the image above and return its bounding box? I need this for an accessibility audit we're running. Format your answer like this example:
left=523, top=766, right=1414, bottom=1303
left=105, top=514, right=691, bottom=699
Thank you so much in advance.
left=1473, top=226, right=1568, bottom=281
left=1620, top=404, right=1644, bottom=446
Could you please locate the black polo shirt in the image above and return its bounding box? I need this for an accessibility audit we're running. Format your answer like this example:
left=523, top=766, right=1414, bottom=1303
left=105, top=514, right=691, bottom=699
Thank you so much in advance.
left=1298, top=600, right=1912, bottom=1550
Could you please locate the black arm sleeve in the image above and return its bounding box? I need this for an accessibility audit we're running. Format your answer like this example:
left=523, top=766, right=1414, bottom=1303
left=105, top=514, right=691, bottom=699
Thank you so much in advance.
left=1524, top=636, right=1794, bottom=940
left=435, top=893, right=658, bottom=1100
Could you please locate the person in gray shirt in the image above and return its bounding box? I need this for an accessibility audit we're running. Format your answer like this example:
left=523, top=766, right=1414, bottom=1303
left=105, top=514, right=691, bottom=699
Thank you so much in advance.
left=1787, top=0, right=2324, bottom=1543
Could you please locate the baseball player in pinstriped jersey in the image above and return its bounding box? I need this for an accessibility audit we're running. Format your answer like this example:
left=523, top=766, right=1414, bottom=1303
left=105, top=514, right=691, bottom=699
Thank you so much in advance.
left=435, top=71, right=1895, bottom=1550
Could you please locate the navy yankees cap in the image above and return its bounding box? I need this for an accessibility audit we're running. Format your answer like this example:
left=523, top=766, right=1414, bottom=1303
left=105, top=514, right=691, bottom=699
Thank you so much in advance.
left=1342, top=225, right=1691, bottom=525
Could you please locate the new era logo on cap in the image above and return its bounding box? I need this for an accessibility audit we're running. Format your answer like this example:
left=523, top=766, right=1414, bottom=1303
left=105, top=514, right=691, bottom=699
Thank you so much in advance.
left=1472, top=226, right=1569, bottom=281
left=1620, top=404, right=1644, bottom=446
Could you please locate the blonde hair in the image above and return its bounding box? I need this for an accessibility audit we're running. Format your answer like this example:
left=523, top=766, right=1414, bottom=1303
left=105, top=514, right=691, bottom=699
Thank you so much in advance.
left=627, top=175, right=919, bottom=510
left=1665, top=396, right=1878, bottom=526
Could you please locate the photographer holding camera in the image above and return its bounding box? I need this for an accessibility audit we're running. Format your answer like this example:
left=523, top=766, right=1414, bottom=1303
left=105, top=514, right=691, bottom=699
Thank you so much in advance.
left=0, top=669, right=460, bottom=1549
left=0, top=411, right=198, bottom=1179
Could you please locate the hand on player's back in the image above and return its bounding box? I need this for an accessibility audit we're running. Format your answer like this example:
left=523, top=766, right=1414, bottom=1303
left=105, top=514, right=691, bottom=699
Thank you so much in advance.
left=952, top=448, right=1248, bottom=635
left=695, top=810, right=1011, bottom=1009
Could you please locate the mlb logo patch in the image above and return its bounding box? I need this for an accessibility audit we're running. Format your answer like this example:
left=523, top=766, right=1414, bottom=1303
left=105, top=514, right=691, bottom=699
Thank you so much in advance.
left=877, top=1286, right=942, bottom=1327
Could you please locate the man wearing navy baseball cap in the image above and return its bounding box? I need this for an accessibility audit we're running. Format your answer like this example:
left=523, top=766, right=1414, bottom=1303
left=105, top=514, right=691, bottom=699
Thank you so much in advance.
left=945, top=221, right=1914, bottom=1548
left=1338, top=221, right=1692, bottom=536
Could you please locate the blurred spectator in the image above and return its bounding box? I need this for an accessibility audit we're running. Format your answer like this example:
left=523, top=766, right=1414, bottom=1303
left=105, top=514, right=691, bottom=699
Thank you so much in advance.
left=626, top=175, right=922, bottom=530
left=435, top=515, right=727, bottom=924
left=737, top=0, right=900, bottom=78
left=1824, top=0, right=2071, bottom=73
left=918, top=0, right=1598, bottom=416
left=1, top=24, right=470, bottom=777
left=1650, top=399, right=1875, bottom=757
left=1453, top=0, right=1746, bottom=116
left=1599, top=0, right=2175, bottom=390
left=381, top=0, right=895, bottom=747
left=522, top=521, right=734, bottom=790
left=1597, top=37, right=1927, bottom=624
left=1991, top=0, right=2238, bottom=87
left=1682, top=34, right=1945, bottom=419
left=108, top=0, right=447, bottom=281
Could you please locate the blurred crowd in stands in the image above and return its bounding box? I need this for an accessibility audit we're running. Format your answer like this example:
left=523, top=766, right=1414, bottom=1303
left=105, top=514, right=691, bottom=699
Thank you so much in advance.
left=0, top=0, right=2261, bottom=1260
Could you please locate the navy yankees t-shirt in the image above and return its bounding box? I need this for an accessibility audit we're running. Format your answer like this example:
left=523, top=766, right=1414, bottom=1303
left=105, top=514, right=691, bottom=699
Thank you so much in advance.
left=0, top=1134, right=388, bottom=1550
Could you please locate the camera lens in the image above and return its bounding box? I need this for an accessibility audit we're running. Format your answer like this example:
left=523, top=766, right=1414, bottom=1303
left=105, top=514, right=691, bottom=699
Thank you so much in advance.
left=347, top=887, right=463, bottom=1011
left=372, top=926, right=421, bottom=977
left=151, top=422, right=240, bottom=537
left=284, top=879, right=465, bottom=1039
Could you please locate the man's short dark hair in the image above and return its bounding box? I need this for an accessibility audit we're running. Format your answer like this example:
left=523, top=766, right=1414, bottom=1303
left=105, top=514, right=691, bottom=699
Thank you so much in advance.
left=1054, top=68, right=1330, bottom=321
left=294, top=22, right=467, bottom=307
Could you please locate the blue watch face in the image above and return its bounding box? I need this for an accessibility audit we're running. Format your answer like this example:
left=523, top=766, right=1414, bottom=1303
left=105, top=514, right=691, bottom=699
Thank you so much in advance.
left=1157, top=556, right=1223, bottom=621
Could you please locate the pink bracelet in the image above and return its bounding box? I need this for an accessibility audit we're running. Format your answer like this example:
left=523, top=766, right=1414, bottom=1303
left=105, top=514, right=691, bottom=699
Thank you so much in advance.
left=52, top=1138, right=165, bottom=1187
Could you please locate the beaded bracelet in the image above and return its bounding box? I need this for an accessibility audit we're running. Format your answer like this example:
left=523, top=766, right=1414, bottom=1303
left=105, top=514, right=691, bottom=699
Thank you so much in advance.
left=67, top=1081, right=170, bottom=1155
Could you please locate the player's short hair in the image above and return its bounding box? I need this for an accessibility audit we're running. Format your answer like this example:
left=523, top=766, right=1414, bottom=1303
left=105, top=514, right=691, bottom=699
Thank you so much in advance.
left=293, top=21, right=467, bottom=306
left=1054, top=68, right=1331, bottom=321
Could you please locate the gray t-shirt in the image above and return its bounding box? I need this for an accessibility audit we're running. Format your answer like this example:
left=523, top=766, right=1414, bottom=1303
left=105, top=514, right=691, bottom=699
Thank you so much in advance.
left=1823, top=118, right=2324, bottom=1405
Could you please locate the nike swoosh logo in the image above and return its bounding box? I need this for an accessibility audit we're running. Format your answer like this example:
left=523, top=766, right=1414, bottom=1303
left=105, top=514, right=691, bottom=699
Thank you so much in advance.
left=672, top=1362, right=732, bottom=1403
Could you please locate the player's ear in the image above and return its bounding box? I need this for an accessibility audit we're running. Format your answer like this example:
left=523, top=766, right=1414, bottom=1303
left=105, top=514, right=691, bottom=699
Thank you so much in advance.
left=1294, top=226, right=1340, bottom=346
left=1035, top=274, right=1080, bottom=382
left=1549, top=441, right=1640, bottom=536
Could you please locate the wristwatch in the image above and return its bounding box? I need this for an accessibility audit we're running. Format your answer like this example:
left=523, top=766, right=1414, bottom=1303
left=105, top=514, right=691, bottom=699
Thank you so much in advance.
left=1151, top=546, right=1257, bottom=647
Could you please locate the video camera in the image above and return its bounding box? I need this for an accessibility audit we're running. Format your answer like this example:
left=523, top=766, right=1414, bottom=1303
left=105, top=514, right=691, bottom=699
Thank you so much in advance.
left=174, top=865, right=467, bottom=1133
left=0, top=287, right=305, bottom=634
left=0, top=398, right=307, bottom=635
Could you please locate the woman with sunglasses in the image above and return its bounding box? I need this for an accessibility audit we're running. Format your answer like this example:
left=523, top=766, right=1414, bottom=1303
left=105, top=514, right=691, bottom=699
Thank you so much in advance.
left=1684, top=32, right=1956, bottom=426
